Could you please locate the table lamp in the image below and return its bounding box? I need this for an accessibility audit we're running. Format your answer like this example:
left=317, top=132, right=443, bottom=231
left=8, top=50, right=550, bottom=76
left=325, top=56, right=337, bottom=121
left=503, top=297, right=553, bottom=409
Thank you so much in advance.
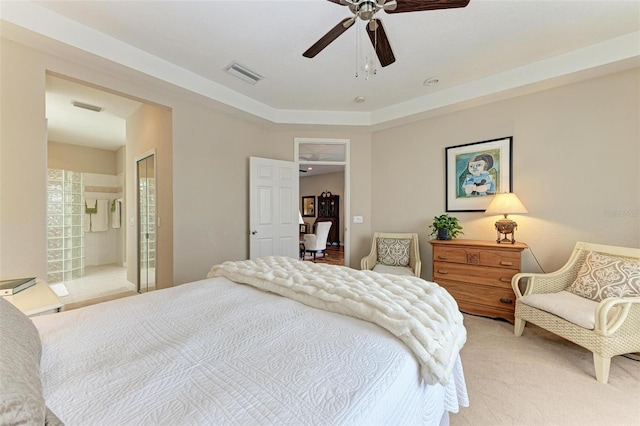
left=485, top=193, right=528, bottom=244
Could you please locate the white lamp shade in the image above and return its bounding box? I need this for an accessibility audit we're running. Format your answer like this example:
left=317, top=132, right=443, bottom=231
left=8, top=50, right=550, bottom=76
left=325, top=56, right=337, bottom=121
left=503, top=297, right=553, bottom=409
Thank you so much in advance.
left=299, top=211, right=304, bottom=224
left=485, top=193, right=528, bottom=215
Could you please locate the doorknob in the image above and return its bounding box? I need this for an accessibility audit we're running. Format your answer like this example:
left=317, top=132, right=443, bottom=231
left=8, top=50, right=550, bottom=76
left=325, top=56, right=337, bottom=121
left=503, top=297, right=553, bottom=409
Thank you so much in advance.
left=251, top=230, right=258, bottom=235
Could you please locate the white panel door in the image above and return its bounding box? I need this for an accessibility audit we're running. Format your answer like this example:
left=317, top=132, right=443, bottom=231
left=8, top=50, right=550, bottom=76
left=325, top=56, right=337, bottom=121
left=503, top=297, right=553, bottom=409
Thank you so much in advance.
left=249, top=157, right=298, bottom=260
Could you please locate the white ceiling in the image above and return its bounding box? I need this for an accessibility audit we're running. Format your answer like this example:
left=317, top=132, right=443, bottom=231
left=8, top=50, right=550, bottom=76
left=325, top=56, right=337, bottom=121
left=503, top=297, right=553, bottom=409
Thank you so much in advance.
left=1, top=0, right=639, bottom=153
left=46, top=75, right=142, bottom=150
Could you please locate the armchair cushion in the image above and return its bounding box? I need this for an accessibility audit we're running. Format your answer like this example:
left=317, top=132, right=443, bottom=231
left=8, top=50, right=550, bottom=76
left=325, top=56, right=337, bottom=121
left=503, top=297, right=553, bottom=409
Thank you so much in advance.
left=520, top=291, right=601, bottom=329
left=372, top=264, right=415, bottom=276
left=568, top=252, right=640, bottom=302
left=377, top=238, right=411, bottom=267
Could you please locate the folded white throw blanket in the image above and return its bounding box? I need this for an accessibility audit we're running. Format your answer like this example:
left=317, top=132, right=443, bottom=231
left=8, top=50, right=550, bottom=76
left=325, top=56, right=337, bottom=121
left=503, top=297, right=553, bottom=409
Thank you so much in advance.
left=208, top=256, right=467, bottom=385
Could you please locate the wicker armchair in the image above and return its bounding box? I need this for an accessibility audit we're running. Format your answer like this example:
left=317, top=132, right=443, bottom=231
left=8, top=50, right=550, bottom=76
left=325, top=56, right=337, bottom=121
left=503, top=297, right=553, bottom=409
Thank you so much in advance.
left=361, top=232, right=421, bottom=277
left=511, top=241, right=640, bottom=384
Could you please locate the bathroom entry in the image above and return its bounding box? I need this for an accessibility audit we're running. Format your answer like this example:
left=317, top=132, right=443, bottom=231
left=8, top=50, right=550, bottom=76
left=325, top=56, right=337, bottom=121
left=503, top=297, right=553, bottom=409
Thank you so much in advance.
left=137, top=152, right=156, bottom=293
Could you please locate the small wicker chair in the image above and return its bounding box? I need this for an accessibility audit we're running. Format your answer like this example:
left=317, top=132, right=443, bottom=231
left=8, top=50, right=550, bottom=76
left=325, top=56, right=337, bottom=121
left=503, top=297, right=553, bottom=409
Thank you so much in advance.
left=361, top=232, right=421, bottom=277
left=511, top=241, right=640, bottom=384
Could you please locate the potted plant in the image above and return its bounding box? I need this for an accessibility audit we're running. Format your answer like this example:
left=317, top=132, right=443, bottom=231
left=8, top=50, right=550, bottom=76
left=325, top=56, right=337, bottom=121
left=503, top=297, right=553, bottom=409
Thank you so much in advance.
left=429, top=214, right=464, bottom=240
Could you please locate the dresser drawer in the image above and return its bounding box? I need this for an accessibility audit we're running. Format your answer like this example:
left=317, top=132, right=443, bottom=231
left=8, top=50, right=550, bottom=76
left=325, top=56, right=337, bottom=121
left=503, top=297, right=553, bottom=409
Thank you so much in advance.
left=433, top=246, right=521, bottom=269
left=433, top=246, right=467, bottom=264
left=436, top=280, right=516, bottom=311
left=478, top=250, right=521, bottom=269
left=433, top=261, right=517, bottom=289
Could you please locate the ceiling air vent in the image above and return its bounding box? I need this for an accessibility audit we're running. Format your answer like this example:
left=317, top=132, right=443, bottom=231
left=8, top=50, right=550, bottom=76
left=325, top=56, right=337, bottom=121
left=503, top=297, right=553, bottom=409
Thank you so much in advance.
left=71, top=100, right=104, bottom=112
left=224, top=62, right=264, bottom=85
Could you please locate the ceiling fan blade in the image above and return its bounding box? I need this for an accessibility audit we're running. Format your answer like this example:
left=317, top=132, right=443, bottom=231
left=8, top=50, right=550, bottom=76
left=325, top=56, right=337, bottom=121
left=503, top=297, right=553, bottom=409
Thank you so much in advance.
left=303, top=18, right=355, bottom=58
left=387, top=0, right=470, bottom=13
left=366, top=19, right=395, bottom=67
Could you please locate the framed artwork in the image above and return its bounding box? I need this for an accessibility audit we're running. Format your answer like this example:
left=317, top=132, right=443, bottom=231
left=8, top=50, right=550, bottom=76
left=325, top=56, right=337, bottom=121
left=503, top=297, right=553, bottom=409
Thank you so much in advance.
left=302, top=196, right=316, bottom=217
left=445, top=136, right=513, bottom=212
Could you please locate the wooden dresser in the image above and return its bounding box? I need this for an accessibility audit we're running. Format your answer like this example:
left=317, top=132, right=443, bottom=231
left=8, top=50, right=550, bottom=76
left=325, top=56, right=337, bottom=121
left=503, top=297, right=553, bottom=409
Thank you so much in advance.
left=430, top=239, right=527, bottom=323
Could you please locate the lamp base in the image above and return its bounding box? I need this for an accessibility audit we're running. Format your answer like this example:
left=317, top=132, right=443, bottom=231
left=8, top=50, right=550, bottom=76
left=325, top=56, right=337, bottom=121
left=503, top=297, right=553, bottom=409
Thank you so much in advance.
left=495, top=219, right=518, bottom=244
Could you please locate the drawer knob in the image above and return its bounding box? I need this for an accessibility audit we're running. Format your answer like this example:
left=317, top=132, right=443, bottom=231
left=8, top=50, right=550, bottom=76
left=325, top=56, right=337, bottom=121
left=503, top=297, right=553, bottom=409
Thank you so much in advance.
left=500, top=261, right=513, bottom=266
left=500, top=277, right=512, bottom=283
left=438, top=255, right=447, bottom=259
left=437, top=270, right=448, bottom=274
left=500, top=298, right=513, bottom=304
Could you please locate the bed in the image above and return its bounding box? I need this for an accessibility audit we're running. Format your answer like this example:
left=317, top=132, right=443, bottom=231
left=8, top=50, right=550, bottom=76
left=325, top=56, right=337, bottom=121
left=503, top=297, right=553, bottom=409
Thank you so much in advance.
left=1, top=257, right=469, bottom=425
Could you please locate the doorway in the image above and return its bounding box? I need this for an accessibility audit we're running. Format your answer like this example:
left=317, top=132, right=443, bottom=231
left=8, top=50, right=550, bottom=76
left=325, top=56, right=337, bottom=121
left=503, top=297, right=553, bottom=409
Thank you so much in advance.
left=295, top=138, right=350, bottom=266
left=45, top=73, right=140, bottom=306
left=137, top=152, right=157, bottom=293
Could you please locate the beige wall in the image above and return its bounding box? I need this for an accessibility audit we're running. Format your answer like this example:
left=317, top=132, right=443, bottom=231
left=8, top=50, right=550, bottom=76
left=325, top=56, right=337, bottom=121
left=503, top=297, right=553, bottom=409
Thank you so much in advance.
left=371, top=68, right=640, bottom=279
left=47, top=141, right=117, bottom=175
left=126, top=104, right=173, bottom=289
left=0, top=38, right=48, bottom=279
left=170, top=101, right=292, bottom=284
left=300, top=171, right=345, bottom=245
left=1, top=35, right=637, bottom=289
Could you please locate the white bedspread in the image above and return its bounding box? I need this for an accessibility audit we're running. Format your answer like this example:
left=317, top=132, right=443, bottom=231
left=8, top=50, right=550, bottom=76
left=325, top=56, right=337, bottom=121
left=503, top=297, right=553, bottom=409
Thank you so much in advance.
left=208, top=256, right=466, bottom=385
left=33, top=277, right=468, bottom=425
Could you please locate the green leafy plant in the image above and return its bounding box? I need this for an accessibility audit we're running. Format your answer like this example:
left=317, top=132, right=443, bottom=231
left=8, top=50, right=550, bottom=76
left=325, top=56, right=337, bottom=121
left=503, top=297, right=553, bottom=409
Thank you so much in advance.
left=429, top=214, right=464, bottom=240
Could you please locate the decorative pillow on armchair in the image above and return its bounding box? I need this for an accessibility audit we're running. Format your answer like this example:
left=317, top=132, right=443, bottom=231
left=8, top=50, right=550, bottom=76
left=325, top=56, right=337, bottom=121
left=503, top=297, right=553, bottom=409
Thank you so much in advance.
left=569, top=251, right=640, bottom=301
left=377, top=238, right=411, bottom=267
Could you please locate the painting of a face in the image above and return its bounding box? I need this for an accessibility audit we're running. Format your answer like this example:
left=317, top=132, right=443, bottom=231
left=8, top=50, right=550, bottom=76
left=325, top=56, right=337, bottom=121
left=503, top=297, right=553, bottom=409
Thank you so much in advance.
left=468, top=160, right=487, bottom=176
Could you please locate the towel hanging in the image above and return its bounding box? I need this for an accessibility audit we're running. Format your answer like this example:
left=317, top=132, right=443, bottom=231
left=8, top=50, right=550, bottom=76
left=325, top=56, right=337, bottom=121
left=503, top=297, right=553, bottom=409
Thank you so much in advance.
left=85, top=198, right=97, bottom=214
left=90, top=199, right=109, bottom=232
left=111, top=199, right=121, bottom=229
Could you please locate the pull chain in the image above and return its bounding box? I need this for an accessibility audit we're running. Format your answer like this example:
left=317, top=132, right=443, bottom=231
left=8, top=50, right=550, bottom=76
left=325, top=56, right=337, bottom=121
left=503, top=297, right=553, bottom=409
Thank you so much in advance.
left=355, top=19, right=359, bottom=78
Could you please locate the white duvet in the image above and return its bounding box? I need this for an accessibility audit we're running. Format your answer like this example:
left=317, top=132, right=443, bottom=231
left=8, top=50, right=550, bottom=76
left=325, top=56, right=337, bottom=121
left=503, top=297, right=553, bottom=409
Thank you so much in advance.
left=33, top=274, right=468, bottom=425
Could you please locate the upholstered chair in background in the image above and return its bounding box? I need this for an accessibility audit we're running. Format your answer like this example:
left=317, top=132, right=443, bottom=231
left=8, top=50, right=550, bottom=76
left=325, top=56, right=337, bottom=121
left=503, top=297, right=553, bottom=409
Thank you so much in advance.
left=303, top=221, right=332, bottom=262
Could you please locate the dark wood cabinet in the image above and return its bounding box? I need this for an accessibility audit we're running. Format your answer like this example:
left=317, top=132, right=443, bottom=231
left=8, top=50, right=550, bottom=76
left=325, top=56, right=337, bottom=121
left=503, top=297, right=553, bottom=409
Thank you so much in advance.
left=314, top=192, right=339, bottom=246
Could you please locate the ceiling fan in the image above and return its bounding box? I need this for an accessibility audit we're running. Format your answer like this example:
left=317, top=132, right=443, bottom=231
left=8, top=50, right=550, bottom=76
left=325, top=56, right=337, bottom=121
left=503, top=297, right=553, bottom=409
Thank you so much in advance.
left=303, top=0, right=470, bottom=67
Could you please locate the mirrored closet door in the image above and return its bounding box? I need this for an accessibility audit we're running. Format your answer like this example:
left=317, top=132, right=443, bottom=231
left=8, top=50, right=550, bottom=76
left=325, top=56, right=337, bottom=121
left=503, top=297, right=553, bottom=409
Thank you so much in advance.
left=137, top=153, right=156, bottom=293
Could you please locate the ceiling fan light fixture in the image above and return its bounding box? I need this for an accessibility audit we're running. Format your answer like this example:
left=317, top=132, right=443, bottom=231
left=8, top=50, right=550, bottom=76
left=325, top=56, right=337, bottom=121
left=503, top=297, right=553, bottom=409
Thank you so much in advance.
left=224, top=62, right=264, bottom=85
left=358, top=2, right=376, bottom=21
left=71, top=100, right=104, bottom=112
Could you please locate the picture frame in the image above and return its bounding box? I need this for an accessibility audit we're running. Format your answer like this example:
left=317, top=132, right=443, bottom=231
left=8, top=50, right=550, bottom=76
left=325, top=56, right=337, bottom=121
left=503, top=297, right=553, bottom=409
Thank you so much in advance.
left=445, top=136, right=513, bottom=212
left=302, top=196, right=316, bottom=217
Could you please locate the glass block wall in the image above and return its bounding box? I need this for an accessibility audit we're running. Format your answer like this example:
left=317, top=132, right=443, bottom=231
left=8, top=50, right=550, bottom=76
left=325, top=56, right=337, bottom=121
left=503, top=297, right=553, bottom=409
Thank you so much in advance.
left=46, top=169, right=84, bottom=283
left=139, top=172, right=156, bottom=289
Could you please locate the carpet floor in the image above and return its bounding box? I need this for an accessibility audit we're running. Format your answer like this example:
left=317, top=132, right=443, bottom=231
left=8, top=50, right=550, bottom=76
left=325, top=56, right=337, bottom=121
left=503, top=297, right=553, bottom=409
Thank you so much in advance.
left=452, top=314, right=640, bottom=426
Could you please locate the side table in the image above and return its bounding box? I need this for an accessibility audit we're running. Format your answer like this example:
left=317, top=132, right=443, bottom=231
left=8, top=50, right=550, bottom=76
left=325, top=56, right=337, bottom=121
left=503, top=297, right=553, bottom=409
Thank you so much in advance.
left=3, top=280, right=65, bottom=317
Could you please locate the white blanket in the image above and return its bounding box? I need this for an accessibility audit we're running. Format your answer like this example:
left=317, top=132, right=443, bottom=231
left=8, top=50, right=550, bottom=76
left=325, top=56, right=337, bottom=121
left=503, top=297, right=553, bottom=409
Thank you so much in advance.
left=208, top=256, right=466, bottom=385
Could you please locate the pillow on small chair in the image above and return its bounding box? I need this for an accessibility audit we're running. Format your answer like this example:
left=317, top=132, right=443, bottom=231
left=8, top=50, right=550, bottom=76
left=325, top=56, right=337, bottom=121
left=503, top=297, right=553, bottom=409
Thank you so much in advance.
left=569, top=251, right=640, bottom=302
left=377, top=238, right=411, bottom=267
